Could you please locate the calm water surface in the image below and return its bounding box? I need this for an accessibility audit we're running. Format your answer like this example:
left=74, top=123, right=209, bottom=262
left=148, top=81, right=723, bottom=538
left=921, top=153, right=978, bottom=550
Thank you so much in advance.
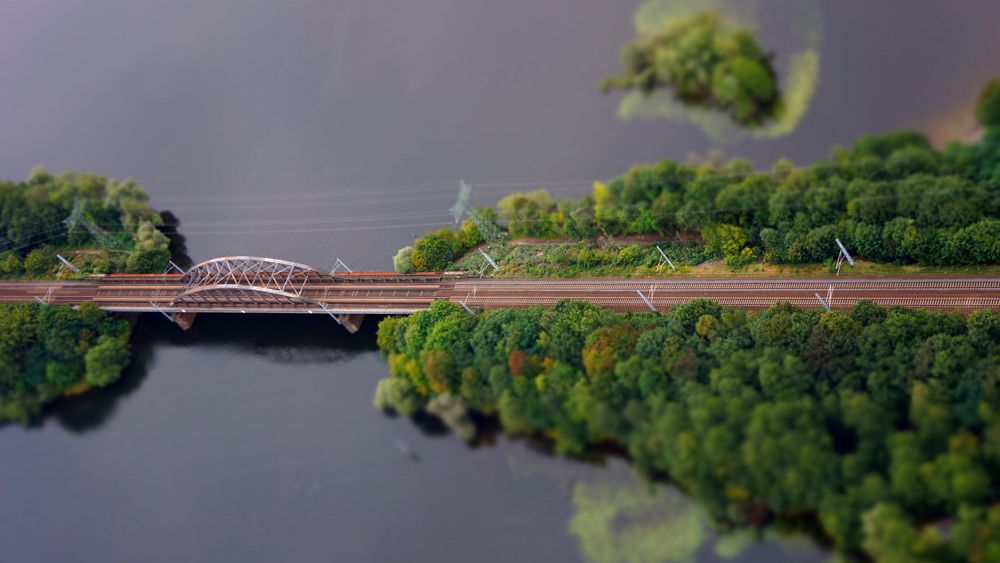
left=1, top=1, right=1000, bottom=561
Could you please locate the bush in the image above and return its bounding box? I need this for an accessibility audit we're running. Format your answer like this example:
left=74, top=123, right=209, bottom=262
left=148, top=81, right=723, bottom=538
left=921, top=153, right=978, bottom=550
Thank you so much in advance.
left=126, top=248, right=170, bottom=273
left=23, top=247, right=55, bottom=276
left=0, top=251, right=24, bottom=276
left=393, top=246, right=416, bottom=273
left=84, top=335, right=130, bottom=387
left=412, top=228, right=462, bottom=271
left=126, top=221, right=170, bottom=273
left=703, top=224, right=749, bottom=264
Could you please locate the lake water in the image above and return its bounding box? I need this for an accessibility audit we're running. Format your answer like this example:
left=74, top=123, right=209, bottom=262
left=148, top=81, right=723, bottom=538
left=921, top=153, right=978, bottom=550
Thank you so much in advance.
left=1, top=1, right=999, bottom=561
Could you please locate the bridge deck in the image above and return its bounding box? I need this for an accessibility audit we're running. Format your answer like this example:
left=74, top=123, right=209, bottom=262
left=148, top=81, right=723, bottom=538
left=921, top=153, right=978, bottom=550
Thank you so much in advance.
left=3, top=274, right=1000, bottom=317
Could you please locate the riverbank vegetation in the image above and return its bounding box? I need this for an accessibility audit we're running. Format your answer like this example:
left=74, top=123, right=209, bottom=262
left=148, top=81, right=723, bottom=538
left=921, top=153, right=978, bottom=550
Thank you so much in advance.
left=601, top=11, right=783, bottom=127
left=395, top=76, right=1000, bottom=275
left=0, top=166, right=171, bottom=278
left=375, top=300, right=1000, bottom=561
left=0, top=303, right=132, bottom=423
left=455, top=241, right=1000, bottom=279
left=450, top=240, right=715, bottom=277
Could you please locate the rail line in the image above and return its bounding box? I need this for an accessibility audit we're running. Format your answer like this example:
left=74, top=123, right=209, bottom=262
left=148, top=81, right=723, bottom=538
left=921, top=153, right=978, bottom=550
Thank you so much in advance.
left=2, top=255, right=999, bottom=332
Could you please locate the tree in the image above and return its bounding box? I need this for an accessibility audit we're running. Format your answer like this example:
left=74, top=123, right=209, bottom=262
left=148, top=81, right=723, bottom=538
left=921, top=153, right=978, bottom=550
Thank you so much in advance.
left=862, top=503, right=940, bottom=563
left=950, top=505, right=1000, bottom=561
left=393, top=246, right=416, bottom=273
left=84, top=335, right=130, bottom=387
left=849, top=131, right=932, bottom=161
left=23, top=246, right=55, bottom=276
left=0, top=251, right=23, bottom=276
left=976, top=77, right=1000, bottom=129
left=713, top=176, right=768, bottom=229
left=602, top=11, right=782, bottom=127
left=0, top=298, right=132, bottom=422
left=886, top=146, right=938, bottom=178
left=951, top=219, right=1000, bottom=264
left=702, top=223, right=750, bottom=264
left=412, top=228, right=461, bottom=271
left=126, top=221, right=170, bottom=273
left=470, top=207, right=507, bottom=243
left=105, top=178, right=159, bottom=233
left=497, top=190, right=556, bottom=238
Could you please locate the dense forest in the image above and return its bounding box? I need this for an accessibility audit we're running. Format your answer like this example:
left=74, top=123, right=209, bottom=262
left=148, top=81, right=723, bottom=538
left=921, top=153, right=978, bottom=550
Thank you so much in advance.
left=601, top=11, right=783, bottom=127
left=396, top=76, right=1000, bottom=274
left=376, top=300, right=1000, bottom=561
left=0, top=303, right=132, bottom=423
left=0, top=166, right=171, bottom=277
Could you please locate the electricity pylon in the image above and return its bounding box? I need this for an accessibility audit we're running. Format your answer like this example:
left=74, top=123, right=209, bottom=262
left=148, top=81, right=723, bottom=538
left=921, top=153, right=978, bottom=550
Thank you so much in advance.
left=450, top=180, right=473, bottom=224
left=64, top=199, right=117, bottom=248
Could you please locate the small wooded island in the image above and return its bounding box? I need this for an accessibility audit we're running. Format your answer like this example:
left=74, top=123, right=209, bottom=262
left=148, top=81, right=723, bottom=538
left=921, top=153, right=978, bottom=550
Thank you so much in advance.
left=600, top=11, right=783, bottom=128
left=0, top=168, right=172, bottom=421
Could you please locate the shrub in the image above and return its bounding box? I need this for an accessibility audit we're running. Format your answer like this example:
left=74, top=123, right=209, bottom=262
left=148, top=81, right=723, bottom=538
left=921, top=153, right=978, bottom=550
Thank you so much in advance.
left=23, top=247, right=55, bottom=276
left=0, top=251, right=24, bottom=276
left=393, top=246, right=416, bottom=273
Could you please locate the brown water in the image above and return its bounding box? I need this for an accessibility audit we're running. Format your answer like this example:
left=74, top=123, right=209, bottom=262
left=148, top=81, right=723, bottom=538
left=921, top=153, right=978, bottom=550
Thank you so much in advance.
left=1, top=1, right=999, bottom=561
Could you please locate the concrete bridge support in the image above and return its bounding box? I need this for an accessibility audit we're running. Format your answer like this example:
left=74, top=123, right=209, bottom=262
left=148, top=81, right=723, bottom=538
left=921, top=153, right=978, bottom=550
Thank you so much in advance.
left=337, top=314, right=365, bottom=333
left=174, top=312, right=198, bottom=330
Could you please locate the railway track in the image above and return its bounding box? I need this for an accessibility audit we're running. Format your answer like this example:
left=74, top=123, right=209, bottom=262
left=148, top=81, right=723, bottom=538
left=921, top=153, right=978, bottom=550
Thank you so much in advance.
left=443, top=278, right=1000, bottom=313
left=2, top=276, right=1000, bottom=322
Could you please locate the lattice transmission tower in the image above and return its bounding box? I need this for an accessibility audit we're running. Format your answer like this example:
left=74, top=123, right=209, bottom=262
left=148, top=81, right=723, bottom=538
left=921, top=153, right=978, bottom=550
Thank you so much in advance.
left=63, top=198, right=118, bottom=248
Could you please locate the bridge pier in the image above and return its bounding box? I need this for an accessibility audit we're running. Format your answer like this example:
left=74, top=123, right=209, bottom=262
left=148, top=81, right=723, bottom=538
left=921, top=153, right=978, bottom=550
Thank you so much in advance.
left=337, top=314, right=365, bottom=333
left=174, top=312, right=198, bottom=330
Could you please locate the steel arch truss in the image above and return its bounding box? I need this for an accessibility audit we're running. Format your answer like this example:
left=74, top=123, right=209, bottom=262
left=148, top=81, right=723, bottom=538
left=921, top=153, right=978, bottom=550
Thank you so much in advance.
left=172, top=256, right=330, bottom=312
left=181, top=256, right=321, bottom=296
left=171, top=284, right=323, bottom=310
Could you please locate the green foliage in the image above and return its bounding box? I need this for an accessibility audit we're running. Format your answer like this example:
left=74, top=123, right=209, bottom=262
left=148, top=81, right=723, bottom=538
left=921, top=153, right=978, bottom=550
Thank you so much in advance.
left=976, top=77, right=1000, bottom=129
left=399, top=77, right=1000, bottom=274
left=602, top=11, right=782, bottom=127
left=411, top=228, right=462, bottom=271
left=0, top=167, right=169, bottom=278
left=702, top=224, right=750, bottom=265
left=470, top=207, right=507, bottom=243
left=392, top=246, right=416, bottom=274
left=497, top=190, right=558, bottom=238
left=397, top=209, right=506, bottom=273
left=849, top=130, right=933, bottom=161
left=84, top=335, right=130, bottom=387
left=450, top=241, right=713, bottom=278
left=0, top=302, right=131, bottom=422
left=0, top=251, right=23, bottom=276
left=376, top=300, right=1000, bottom=561
left=400, top=76, right=1000, bottom=274
left=125, top=221, right=170, bottom=273
left=23, top=246, right=55, bottom=276
left=405, top=216, right=493, bottom=273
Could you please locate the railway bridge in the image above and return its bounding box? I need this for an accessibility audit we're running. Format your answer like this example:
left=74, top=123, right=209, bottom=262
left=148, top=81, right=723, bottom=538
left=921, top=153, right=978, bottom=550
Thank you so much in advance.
left=2, top=256, right=1000, bottom=333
